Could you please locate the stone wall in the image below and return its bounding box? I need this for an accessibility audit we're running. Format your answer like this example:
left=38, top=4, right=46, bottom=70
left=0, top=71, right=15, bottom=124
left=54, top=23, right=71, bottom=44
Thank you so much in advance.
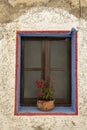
left=0, top=1, right=87, bottom=130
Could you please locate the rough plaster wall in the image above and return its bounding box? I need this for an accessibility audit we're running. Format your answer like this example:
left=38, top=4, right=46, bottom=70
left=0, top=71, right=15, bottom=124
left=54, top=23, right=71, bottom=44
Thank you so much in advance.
left=0, top=7, right=87, bottom=130
left=1, top=0, right=87, bottom=23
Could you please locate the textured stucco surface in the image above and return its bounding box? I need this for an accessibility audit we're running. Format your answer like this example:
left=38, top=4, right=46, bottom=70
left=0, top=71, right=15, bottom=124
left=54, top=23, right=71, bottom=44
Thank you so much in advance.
left=1, top=0, right=87, bottom=23
left=0, top=7, right=87, bottom=130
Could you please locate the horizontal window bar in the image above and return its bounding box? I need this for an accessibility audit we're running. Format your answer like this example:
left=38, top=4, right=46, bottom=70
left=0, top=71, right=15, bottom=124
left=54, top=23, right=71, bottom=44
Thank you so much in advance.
left=24, top=68, right=65, bottom=71
left=24, top=68, right=42, bottom=71
left=50, top=68, right=65, bottom=71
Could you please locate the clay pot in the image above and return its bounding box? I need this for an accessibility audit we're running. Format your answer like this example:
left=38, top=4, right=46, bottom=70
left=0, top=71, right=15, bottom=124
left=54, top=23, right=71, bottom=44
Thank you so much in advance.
left=37, top=99, right=55, bottom=111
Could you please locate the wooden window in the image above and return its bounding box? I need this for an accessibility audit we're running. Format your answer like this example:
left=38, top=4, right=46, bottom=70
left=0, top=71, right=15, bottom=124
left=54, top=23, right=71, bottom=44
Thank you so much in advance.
left=20, top=37, right=71, bottom=107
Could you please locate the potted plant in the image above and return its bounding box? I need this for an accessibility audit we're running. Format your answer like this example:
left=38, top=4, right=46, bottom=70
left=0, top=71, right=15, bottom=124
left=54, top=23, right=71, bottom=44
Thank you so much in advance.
left=35, top=79, right=55, bottom=111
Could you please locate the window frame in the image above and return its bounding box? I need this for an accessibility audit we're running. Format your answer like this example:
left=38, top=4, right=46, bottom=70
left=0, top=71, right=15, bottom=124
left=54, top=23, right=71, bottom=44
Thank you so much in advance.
left=15, top=29, right=78, bottom=116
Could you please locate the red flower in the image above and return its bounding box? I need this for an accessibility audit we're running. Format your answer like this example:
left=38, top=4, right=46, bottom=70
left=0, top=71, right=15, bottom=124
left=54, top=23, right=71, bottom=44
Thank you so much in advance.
left=41, top=83, right=44, bottom=88
left=46, top=88, right=49, bottom=91
left=37, top=83, right=42, bottom=88
left=36, top=80, right=44, bottom=89
left=39, top=92, right=43, bottom=97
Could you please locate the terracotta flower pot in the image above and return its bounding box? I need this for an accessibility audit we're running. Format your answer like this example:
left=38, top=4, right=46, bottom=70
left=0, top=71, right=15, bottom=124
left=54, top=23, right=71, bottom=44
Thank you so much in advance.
left=37, top=99, right=55, bottom=111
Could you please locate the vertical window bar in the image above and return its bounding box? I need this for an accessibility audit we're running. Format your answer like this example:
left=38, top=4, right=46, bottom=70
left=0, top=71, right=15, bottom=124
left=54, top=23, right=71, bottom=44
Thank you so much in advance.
left=42, top=41, right=45, bottom=80
left=20, top=40, right=24, bottom=104
left=45, top=40, right=50, bottom=80
left=45, top=41, right=48, bottom=80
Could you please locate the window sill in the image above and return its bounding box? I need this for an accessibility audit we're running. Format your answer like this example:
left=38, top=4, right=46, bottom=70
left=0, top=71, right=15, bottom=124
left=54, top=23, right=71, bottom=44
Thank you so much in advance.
left=15, top=106, right=77, bottom=116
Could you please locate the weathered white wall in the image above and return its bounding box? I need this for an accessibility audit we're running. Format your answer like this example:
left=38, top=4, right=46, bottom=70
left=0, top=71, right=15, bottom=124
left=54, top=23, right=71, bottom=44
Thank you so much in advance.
left=0, top=7, right=87, bottom=130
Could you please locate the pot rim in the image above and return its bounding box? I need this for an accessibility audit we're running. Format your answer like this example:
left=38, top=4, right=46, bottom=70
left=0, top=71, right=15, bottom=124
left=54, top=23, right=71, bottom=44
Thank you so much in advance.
left=37, top=99, right=55, bottom=102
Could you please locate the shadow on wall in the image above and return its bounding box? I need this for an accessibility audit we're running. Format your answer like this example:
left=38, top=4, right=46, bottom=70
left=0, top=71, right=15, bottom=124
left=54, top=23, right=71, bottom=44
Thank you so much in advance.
left=0, top=0, right=87, bottom=23
left=32, top=126, right=51, bottom=130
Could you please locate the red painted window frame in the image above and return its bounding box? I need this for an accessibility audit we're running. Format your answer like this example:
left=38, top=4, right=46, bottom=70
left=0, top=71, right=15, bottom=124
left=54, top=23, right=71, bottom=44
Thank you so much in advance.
left=14, top=30, right=78, bottom=116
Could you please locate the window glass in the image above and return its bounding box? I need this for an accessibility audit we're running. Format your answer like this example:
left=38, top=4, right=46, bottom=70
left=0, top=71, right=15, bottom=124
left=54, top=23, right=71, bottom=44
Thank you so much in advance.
left=24, top=40, right=41, bottom=68
left=51, top=71, right=67, bottom=99
left=51, top=40, right=67, bottom=68
left=24, top=71, right=41, bottom=98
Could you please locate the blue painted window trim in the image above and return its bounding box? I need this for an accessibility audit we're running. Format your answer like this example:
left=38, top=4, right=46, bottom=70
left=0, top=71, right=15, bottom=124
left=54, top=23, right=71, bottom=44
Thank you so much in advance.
left=15, top=28, right=78, bottom=115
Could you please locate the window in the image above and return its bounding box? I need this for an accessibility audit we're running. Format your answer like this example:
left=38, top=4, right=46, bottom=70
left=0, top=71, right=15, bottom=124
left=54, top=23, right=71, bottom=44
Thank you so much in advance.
left=15, top=29, right=78, bottom=115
